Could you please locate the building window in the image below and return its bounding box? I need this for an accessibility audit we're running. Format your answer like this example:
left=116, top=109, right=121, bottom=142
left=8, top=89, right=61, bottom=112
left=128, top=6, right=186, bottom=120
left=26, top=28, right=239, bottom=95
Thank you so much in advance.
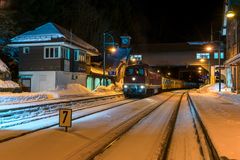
left=44, top=46, right=60, bottom=59
left=196, top=53, right=210, bottom=59
left=62, top=47, right=70, bottom=60
left=74, top=49, right=86, bottom=62
left=130, top=55, right=142, bottom=61
left=86, top=55, right=90, bottom=64
left=214, top=52, right=224, bottom=59
left=80, top=52, right=86, bottom=62
left=74, top=50, right=80, bottom=61
left=23, top=47, right=30, bottom=54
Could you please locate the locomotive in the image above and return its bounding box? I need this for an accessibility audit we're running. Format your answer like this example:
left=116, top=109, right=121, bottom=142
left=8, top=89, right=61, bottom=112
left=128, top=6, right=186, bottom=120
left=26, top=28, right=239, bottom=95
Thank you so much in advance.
left=123, top=63, right=196, bottom=97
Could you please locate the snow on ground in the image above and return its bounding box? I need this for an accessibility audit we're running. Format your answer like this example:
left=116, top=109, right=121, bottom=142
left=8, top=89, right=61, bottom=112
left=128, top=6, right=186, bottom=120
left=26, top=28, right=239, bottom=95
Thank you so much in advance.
left=48, top=83, right=93, bottom=98
left=93, top=84, right=122, bottom=95
left=0, top=59, right=8, bottom=72
left=197, top=83, right=240, bottom=105
left=0, top=94, right=168, bottom=160
left=167, top=95, right=202, bottom=160
left=0, top=80, right=20, bottom=89
left=198, top=83, right=227, bottom=93
left=190, top=92, right=240, bottom=159
left=0, top=83, right=122, bottom=105
left=0, top=92, right=50, bottom=105
left=94, top=94, right=182, bottom=160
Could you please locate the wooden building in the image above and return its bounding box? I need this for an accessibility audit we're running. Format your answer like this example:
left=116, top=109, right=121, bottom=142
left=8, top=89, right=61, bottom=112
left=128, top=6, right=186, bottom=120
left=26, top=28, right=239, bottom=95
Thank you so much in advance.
left=8, top=22, right=102, bottom=92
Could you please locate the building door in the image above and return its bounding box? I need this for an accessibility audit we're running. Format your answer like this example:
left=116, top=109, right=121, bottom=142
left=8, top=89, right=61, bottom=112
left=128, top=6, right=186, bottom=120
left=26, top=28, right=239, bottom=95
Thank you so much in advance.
left=21, top=78, right=31, bottom=92
left=87, top=76, right=93, bottom=90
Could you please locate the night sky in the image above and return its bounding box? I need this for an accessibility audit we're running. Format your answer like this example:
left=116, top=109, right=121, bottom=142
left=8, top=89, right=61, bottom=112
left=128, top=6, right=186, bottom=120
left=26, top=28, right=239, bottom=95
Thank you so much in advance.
left=3, top=0, right=225, bottom=44
left=130, top=0, right=224, bottom=43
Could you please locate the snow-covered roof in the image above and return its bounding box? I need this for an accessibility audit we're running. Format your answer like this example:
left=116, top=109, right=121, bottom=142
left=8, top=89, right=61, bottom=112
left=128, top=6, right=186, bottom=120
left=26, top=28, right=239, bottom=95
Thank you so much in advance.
left=0, top=59, right=9, bottom=73
left=11, top=22, right=99, bottom=54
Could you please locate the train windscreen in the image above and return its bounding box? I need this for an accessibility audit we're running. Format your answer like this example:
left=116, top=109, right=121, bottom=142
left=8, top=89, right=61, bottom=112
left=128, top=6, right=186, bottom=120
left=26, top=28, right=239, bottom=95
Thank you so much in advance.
left=125, top=67, right=145, bottom=76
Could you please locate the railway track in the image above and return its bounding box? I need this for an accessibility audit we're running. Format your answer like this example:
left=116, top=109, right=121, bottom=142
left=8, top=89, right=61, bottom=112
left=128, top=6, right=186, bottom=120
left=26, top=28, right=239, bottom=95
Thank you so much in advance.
left=0, top=94, right=140, bottom=143
left=66, top=92, right=177, bottom=160
left=68, top=91, right=219, bottom=160
left=186, top=93, right=220, bottom=160
left=0, top=91, right=220, bottom=160
left=0, top=94, right=124, bottom=128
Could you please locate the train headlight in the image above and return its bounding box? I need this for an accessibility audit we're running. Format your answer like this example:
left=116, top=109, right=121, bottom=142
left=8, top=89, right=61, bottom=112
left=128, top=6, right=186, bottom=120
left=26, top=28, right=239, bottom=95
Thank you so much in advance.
left=124, top=85, right=128, bottom=89
left=140, top=85, right=145, bottom=89
left=132, top=77, right=136, bottom=81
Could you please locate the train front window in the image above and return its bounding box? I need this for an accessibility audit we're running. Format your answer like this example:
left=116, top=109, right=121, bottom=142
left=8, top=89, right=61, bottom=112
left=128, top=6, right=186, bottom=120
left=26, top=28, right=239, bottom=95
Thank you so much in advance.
left=126, top=68, right=145, bottom=76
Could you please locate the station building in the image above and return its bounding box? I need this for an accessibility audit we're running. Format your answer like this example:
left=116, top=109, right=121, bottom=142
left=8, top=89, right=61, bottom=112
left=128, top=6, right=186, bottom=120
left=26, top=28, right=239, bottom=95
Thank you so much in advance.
left=8, top=22, right=107, bottom=92
left=223, top=0, right=240, bottom=93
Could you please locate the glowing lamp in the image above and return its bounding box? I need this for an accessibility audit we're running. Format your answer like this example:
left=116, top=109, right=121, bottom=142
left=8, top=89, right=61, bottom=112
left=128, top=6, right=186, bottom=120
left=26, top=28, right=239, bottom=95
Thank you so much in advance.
left=108, top=47, right=117, bottom=53
left=226, top=10, right=236, bottom=18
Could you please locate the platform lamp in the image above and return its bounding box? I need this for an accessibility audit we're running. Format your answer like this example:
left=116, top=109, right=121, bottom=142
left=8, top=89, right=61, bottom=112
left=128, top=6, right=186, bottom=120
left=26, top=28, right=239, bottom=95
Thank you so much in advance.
left=103, top=32, right=117, bottom=86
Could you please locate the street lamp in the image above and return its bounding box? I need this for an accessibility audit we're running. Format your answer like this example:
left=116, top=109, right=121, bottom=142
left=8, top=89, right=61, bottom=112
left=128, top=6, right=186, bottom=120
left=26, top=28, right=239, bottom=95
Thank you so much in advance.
left=103, top=32, right=116, bottom=86
left=226, top=10, right=236, bottom=18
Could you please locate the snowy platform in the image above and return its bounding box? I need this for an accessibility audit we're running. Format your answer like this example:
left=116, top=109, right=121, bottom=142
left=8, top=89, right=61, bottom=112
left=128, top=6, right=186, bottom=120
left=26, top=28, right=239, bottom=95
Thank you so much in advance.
left=189, top=91, right=240, bottom=159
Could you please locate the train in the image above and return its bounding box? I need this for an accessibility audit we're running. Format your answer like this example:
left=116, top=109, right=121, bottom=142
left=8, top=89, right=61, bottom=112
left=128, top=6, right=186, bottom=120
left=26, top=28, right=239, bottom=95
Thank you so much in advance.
left=123, top=63, right=197, bottom=97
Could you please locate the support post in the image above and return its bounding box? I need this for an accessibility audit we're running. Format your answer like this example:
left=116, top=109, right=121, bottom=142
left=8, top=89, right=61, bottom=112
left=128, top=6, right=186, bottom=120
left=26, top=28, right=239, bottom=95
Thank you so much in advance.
left=218, top=44, right=221, bottom=92
left=103, top=33, right=106, bottom=86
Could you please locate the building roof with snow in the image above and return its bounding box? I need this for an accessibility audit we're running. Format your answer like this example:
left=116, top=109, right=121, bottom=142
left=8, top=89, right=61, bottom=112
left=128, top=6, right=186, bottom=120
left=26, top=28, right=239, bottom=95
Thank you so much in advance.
left=11, top=22, right=99, bottom=55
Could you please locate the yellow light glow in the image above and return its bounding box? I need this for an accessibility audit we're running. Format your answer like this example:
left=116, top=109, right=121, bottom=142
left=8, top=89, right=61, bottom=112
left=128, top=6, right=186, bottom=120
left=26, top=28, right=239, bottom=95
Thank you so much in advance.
left=198, top=70, right=202, bottom=73
left=167, top=72, right=171, bottom=76
left=206, top=46, right=213, bottom=52
left=108, top=47, right=117, bottom=53
left=226, top=10, right=236, bottom=18
left=200, top=59, right=205, bottom=62
left=157, top=70, right=160, bottom=73
left=131, top=58, right=136, bottom=62
left=198, top=67, right=202, bottom=70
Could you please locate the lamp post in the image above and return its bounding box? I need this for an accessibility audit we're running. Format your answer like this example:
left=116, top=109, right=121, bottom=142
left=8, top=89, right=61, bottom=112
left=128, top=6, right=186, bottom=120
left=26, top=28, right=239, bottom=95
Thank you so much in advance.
left=204, top=42, right=222, bottom=91
left=103, top=32, right=116, bottom=86
left=218, top=42, right=222, bottom=92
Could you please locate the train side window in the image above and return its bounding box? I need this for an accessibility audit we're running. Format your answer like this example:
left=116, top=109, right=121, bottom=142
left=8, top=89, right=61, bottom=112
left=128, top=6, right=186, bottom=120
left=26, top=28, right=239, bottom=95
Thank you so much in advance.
left=126, top=68, right=134, bottom=76
left=138, top=68, right=144, bottom=76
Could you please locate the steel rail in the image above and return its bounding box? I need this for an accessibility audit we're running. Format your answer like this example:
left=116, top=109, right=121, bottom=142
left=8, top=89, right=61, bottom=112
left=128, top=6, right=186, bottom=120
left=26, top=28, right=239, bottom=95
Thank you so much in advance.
left=187, top=93, right=220, bottom=160
left=0, top=97, right=139, bottom=143
left=67, top=93, right=176, bottom=160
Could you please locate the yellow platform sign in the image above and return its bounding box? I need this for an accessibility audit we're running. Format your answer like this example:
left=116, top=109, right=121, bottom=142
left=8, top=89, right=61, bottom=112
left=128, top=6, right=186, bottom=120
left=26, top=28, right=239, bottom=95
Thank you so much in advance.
left=59, top=109, right=72, bottom=128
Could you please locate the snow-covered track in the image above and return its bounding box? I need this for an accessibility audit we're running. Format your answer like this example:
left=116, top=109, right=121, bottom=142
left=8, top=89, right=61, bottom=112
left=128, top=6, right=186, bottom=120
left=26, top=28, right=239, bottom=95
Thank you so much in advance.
left=0, top=94, right=124, bottom=128
left=187, top=93, right=220, bottom=160
left=0, top=98, right=139, bottom=143
left=66, top=92, right=180, bottom=160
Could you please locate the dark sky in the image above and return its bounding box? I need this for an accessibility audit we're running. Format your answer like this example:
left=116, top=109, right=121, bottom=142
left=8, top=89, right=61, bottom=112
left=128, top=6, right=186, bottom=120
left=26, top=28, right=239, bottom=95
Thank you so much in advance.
left=130, top=0, right=224, bottom=43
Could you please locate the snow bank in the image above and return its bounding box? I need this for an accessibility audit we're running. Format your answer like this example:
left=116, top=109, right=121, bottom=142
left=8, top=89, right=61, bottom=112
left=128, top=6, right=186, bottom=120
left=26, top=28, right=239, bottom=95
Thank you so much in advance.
left=48, top=83, right=93, bottom=98
left=0, top=80, right=19, bottom=88
left=198, top=83, right=227, bottom=93
left=0, top=92, right=49, bottom=105
left=94, top=83, right=122, bottom=95
left=0, top=59, right=8, bottom=72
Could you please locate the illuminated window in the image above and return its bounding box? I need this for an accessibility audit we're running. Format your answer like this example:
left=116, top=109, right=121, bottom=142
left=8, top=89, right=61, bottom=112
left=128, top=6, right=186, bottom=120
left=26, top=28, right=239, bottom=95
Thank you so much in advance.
left=23, top=47, right=30, bottom=54
left=44, top=46, right=60, bottom=59
left=214, top=52, right=224, bottom=59
left=130, top=55, right=142, bottom=61
left=74, top=50, right=80, bottom=61
left=196, top=53, right=210, bottom=59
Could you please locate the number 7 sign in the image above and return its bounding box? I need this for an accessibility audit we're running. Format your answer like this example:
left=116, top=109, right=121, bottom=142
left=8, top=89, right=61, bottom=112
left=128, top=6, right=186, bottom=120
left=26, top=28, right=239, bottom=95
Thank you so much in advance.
left=59, top=109, right=72, bottom=130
